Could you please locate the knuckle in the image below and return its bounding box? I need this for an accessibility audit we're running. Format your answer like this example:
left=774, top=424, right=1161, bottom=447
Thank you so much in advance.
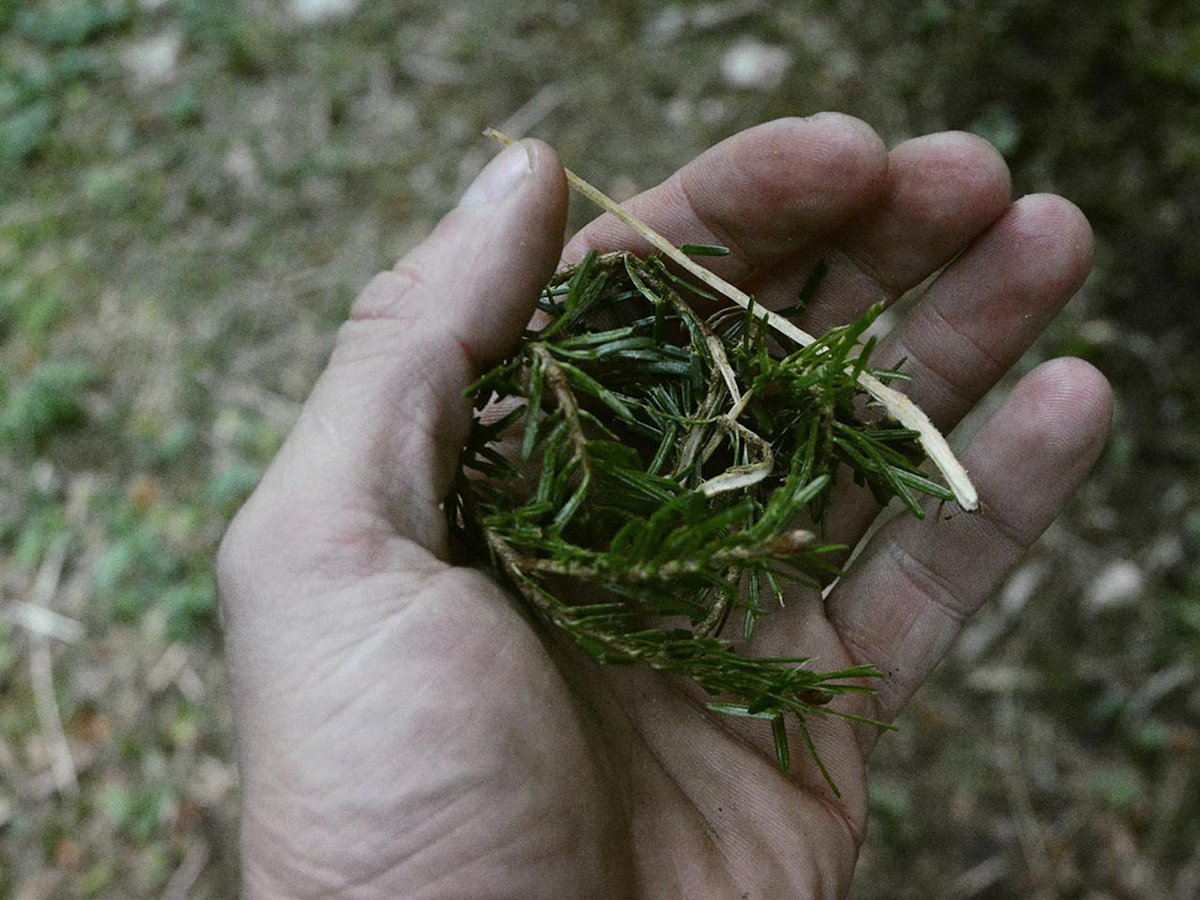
left=336, top=267, right=435, bottom=366
left=888, top=540, right=967, bottom=626
left=348, top=266, right=425, bottom=323
left=215, top=483, right=287, bottom=614
left=215, top=499, right=258, bottom=596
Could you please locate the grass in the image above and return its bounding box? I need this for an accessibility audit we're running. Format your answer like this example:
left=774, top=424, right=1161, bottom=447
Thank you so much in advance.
left=1, top=1, right=1197, bottom=896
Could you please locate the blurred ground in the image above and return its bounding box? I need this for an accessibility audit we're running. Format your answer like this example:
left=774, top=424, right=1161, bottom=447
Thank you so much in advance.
left=1, top=1, right=1198, bottom=897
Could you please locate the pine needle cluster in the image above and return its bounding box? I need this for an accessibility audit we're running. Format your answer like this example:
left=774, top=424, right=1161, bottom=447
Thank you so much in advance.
left=450, top=249, right=958, bottom=780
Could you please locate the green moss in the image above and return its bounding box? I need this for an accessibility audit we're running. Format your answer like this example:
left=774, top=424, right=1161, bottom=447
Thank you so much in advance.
left=0, top=360, right=100, bottom=450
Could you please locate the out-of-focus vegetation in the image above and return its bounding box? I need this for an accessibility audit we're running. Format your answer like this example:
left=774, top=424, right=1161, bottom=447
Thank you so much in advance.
left=1, top=1, right=1197, bottom=896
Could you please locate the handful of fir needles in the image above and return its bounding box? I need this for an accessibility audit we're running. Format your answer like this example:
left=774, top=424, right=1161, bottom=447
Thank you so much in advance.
left=450, top=133, right=977, bottom=779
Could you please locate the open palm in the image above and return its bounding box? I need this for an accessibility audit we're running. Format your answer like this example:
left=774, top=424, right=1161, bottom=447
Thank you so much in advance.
left=218, top=115, right=1111, bottom=899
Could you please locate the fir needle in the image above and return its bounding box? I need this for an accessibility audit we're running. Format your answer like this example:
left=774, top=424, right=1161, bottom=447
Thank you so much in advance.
left=484, top=128, right=979, bottom=512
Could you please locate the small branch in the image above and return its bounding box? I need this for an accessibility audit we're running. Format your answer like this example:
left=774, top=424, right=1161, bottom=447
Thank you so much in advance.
left=162, top=838, right=210, bottom=900
left=656, top=269, right=742, bottom=411
left=696, top=417, right=774, bottom=497
left=497, top=84, right=569, bottom=139
left=30, top=641, right=77, bottom=798
left=673, top=368, right=725, bottom=482
left=995, top=693, right=1054, bottom=898
left=952, top=855, right=1009, bottom=897
left=26, top=534, right=78, bottom=798
left=696, top=570, right=744, bottom=638
left=532, top=343, right=592, bottom=482
left=707, top=334, right=742, bottom=406
left=726, top=386, right=755, bottom=423
left=655, top=277, right=773, bottom=495
left=516, top=533, right=812, bottom=582
left=30, top=533, right=69, bottom=607
left=485, top=127, right=978, bottom=511
left=6, top=602, right=84, bottom=643
left=486, top=530, right=624, bottom=639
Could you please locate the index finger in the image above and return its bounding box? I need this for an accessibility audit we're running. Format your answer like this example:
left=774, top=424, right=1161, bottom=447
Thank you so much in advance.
left=563, top=114, right=889, bottom=281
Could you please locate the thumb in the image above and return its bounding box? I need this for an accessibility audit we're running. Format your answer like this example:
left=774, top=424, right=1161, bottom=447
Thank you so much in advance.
left=250, top=140, right=568, bottom=554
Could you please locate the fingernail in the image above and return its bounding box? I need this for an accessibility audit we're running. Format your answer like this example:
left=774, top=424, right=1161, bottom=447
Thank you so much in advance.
left=459, top=142, right=531, bottom=207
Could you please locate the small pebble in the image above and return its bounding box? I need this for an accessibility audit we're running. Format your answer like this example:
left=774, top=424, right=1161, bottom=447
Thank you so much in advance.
left=290, top=0, right=360, bottom=24
left=1083, top=560, right=1144, bottom=614
left=720, top=38, right=793, bottom=91
left=122, top=32, right=181, bottom=88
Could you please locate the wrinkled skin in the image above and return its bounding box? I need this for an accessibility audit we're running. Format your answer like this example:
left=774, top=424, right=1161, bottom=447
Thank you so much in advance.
left=218, top=115, right=1112, bottom=899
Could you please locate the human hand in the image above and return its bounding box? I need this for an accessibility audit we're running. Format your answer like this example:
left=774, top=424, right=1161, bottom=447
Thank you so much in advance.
left=218, top=115, right=1112, bottom=898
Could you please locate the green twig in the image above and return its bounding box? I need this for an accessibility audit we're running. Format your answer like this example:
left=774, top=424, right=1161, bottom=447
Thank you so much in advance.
left=455, top=250, right=966, bottom=778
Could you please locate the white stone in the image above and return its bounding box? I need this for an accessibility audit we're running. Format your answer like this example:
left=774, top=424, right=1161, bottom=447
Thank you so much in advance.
left=644, top=6, right=687, bottom=47
left=720, top=38, right=793, bottom=91
left=223, top=141, right=260, bottom=195
left=665, top=97, right=692, bottom=127
left=290, top=0, right=360, bottom=24
left=1083, top=560, right=1145, bottom=614
left=1000, top=559, right=1048, bottom=614
left=122, top=32, right=181, bottom=88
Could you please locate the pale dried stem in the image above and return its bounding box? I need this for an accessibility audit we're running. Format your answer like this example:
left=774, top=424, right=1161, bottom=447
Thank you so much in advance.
left=162, top=838, right=210, bottom=900
left=30, top=643, right=77, bottom=798
left=659, top=277, right=770, bottom=496
left=27, top=534, right=77, bottom=798
left=485, top=127, right=979, bottom=511
left=995, top=693, right=1055, bottom=899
